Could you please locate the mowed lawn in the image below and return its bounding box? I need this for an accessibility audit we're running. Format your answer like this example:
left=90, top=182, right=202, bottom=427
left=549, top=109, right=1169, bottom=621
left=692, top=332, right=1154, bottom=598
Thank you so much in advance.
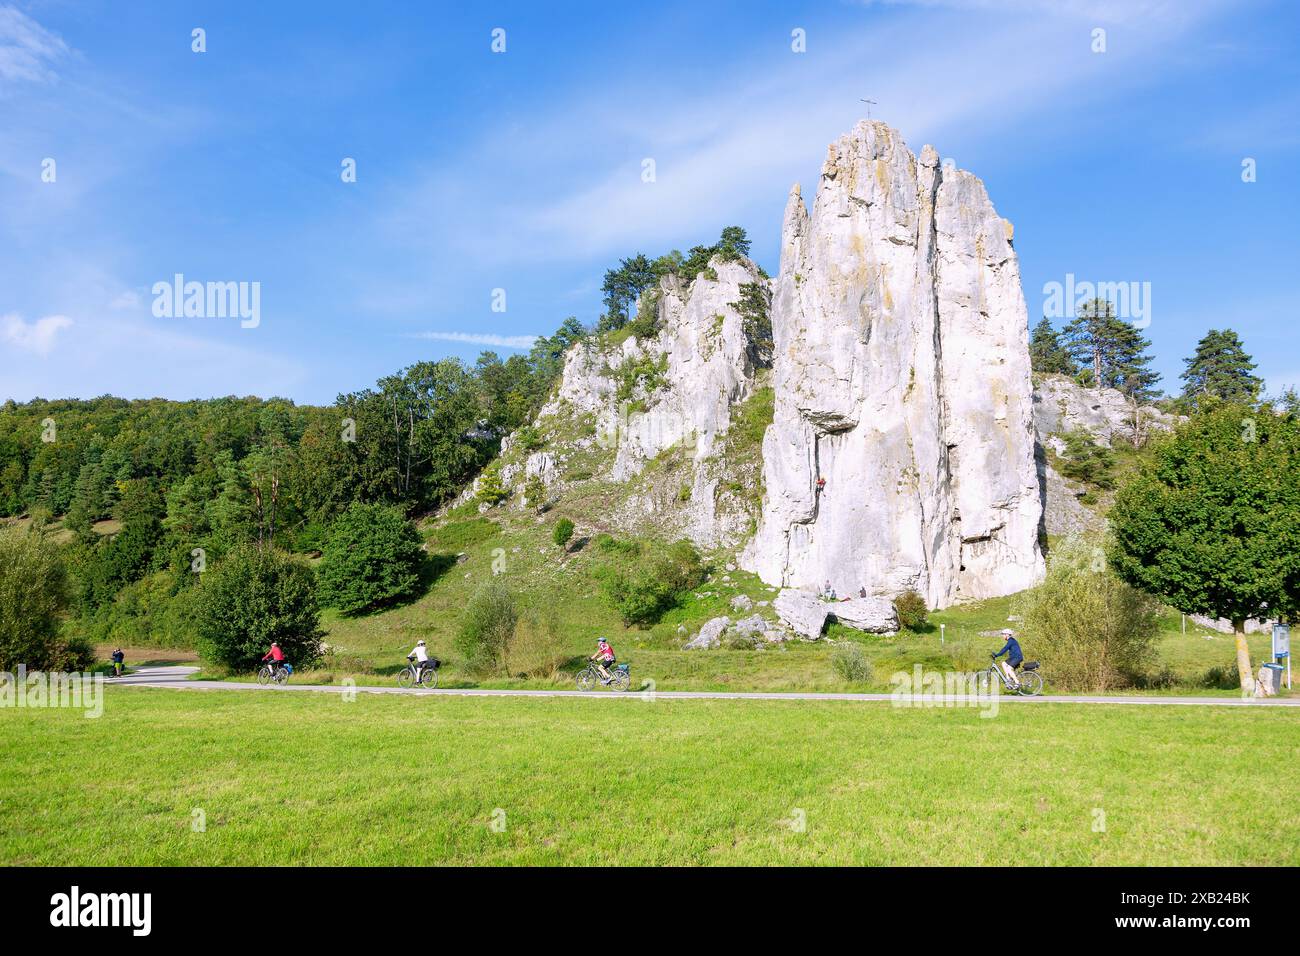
left=2, top=689, right=1296, bottom=866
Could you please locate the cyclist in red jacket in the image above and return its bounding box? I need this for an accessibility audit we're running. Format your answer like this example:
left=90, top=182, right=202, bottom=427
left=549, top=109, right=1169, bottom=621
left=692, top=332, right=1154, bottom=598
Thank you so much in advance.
left=590, top=638, right=616, bottom=683
left=262, top=642, right=285, bottom=664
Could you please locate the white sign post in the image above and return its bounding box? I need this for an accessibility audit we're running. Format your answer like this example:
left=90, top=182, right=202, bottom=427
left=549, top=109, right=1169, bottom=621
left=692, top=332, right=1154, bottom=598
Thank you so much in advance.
left=1273, top=623, right=1291, bottom=690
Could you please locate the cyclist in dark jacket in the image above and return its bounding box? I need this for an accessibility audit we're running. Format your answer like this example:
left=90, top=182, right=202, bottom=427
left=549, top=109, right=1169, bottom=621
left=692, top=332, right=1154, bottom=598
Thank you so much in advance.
left=992, top=629, right=1023, bottom=686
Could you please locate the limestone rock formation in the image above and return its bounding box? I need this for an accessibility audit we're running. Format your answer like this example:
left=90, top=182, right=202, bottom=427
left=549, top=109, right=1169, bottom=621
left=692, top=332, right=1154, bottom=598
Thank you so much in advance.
left=774, top=590, right=831, bottom=638
left=1032, top=374, right=1180, bottom=452
left=831, top=596, right=898, bottom=633
left=745, top=121, right=1044, bottom=609
left=685, top=615, right=731, bottom=650
left=511, top=256, right=769, bottom=548
left=1030, top=374, right=1184, bottom=536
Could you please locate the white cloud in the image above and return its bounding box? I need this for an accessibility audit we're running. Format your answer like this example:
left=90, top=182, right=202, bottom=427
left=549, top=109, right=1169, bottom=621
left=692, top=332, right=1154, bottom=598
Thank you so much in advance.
left=1, top=312, right=72, bottom=356
left=0, top=5, right=68, bottom=86
left=410, top=331, right=538, bottom=350
left=108, top=290, right=142, bottom=311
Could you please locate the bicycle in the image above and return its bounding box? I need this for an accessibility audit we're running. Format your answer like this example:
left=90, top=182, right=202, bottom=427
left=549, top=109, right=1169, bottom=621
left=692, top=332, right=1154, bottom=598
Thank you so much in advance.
left=257, top=662, right=292, bottom=686
left=576, top=661, right=630, bottom=692
left=397, top=656, right=440, bottom=689
left=983, top=655, right=1043, bottom=697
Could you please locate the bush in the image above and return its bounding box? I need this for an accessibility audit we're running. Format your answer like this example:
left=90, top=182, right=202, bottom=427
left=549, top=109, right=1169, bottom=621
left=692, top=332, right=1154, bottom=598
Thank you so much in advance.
left=893, top=590, right=928, bottom=631
left=553, top=518, right=575, bottom=548
left=316, top=503, right=425, bottom=615
left=597, top=538, right=706, bottom=626
left=524, top=475, right=547, bottom=513
left=456, top=579, right=517, bottom=674
left=85, top=571, right=199, bottom=648
left=0, top=525, right=72, bottom=670
left=475, top=460, right=510, bottom=506
left=832, top=643, right=873, bottom=683
left=614, top=354, right=669, bottom=403
left=1057, top=430, right=1116, bottom=490
left=47, top=634, right=96, bottom=672
left=1020, top=536, right=1159, bottom=691
left=508, top=613, right=568, bottom=680
left=194, top=545, right=323, bottom=672
left=624, top=290, right=661, bottom=341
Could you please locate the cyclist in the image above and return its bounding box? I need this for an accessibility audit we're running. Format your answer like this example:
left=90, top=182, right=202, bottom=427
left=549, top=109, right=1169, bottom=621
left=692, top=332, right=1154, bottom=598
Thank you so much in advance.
left=991, top=628, right=1024, bottom=688
left=262, top=642, right=286, bottom=672
left=590, top=638, right=616, bottom=684
left=407, top=639, right=433, bottom=679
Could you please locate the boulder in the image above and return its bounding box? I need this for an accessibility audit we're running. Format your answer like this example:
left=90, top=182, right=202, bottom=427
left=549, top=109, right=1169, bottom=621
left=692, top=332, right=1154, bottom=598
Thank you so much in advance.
left=830, top=597, right=898, bottom=633
left=730, top=594, right=754, bottom=612
left=774, top=590, right=831, bottom=639
left=730, top=614, right=768, bottom=638
left=685, top=616, right=730, bottom=650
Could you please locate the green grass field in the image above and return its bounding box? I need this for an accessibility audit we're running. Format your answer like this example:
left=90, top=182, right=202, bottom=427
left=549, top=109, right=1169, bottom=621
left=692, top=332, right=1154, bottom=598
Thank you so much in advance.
left=2, top=689, right=1296, bottom=865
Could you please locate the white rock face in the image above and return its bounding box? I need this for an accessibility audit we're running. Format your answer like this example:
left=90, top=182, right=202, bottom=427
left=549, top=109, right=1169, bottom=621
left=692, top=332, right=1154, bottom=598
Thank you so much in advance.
left=774, top=590, right=831, bottom=638
left=1033, top=374, right=1180, bottom=449
left=831, top=597, right=898, bottom=633
left=745, top=121, right=1044, bottom=609
left=535, top=257, right=767, bottom=548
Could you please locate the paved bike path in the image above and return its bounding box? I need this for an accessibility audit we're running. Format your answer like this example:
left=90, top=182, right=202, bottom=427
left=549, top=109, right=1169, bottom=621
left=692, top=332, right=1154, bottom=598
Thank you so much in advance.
left=111, top=666, right=1300, bottom=707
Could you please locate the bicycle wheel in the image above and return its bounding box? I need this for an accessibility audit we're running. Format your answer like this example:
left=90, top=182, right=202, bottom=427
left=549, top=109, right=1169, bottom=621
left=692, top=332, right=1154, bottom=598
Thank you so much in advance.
left=1017, top=671, right=1043, bottom=697
left=575, top=667, right=596, bottom=692
left=611, top=670, right=631, bottom=692
left=256, top=666, right=272, bottom=686
left=397, top=667, right=414, bottom=689
left=274, top=667, right=289, bottom=684
left=978, top=667, right=1001, bottom=695
left=419, top=668, right=439, bottom=689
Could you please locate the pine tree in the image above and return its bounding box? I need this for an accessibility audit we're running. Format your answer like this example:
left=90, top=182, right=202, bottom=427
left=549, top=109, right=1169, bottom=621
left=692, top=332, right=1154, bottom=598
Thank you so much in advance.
left=1029, top=317, right=1077, bottom=376
left=1179, top=328, right=1262, bottom=407
left=1061, top=298, right=1160, bottom=400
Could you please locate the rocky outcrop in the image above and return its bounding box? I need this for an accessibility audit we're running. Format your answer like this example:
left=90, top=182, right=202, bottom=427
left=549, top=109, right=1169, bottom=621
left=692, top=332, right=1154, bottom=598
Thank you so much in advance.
left=526, top=257, right=768, bottom=548
left=685, top=616, right=730, bottom=649
left=1037, top=457, right=1106, bottom=536
left=1033, top=374, right=1180, bottom=451
left=831, top=596, right=898, bottom=633
left=774, top=590, right=831, bottom=638
left=745, top=121, right=1044, bottom=609
left=1030, top=375, right=1183, bottom=535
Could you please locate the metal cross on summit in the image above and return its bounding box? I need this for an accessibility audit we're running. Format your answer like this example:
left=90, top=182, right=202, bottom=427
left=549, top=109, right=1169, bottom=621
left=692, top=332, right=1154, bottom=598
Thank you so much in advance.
left=860, top=97, right=877, bottom=120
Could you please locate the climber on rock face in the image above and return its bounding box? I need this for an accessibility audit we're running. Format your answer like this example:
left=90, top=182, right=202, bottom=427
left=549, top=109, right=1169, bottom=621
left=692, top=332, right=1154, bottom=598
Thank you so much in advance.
left=815, top=476, right=826, bottom=494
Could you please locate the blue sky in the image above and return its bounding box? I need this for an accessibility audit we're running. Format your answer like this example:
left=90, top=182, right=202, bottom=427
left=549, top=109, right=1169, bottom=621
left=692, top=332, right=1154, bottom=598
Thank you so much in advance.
left=1, top=0, right=1297, bottom=405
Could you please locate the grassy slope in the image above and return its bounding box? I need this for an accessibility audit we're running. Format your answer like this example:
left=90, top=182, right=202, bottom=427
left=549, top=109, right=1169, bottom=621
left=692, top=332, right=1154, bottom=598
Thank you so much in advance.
left=2, top=689, right=1295, bottom=866
left=239, top=512, right=1282, bottom=696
